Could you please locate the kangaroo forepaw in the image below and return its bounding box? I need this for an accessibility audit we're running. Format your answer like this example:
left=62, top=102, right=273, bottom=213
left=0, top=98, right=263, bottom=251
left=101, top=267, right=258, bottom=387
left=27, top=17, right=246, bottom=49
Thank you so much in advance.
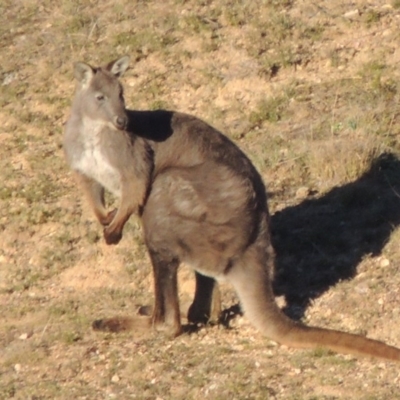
left=103, top=227, right=122, bottom=245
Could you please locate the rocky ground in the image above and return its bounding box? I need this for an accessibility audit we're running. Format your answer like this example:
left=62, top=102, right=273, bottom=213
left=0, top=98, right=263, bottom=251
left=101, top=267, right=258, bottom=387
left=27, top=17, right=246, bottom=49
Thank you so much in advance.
left=1, top=0, right=400, bottom=398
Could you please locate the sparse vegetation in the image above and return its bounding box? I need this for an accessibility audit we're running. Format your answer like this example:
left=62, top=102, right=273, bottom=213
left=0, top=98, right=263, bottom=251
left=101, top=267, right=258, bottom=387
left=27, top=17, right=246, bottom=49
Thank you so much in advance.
left=1, top=0, right=400, bottom=399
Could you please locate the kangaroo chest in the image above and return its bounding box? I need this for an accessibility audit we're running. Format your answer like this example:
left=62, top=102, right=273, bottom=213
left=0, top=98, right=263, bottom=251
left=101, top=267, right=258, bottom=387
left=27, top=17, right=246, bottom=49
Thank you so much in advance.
left=74, top=122, right=122, bottom=197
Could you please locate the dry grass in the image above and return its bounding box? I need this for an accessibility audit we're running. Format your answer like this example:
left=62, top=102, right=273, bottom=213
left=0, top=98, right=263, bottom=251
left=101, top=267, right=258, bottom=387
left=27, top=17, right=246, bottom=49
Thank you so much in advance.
left=2, top=0, right=400, bottom=398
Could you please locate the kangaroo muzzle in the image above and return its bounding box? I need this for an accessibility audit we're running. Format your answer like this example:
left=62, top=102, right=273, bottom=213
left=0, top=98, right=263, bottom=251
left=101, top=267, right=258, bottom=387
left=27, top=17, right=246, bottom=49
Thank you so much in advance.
left=113, top=115, right=128, bottom=130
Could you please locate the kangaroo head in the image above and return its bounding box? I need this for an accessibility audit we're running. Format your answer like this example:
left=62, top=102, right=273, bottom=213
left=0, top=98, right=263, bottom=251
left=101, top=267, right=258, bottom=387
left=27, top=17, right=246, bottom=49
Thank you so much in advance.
left=73, top=56, right=130, bottom=130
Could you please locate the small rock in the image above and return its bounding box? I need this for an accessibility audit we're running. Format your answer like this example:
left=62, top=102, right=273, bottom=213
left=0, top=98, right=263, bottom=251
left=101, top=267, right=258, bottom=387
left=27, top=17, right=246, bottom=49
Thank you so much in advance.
left=324, top=309, right=332, bottom=317
left=111, top=374, right=120, bottom=383
left=378, top=362, right=387, bottom=370
left=2, top=73, right=16, bottom=86
left=379, top=257, right=390, bottom=267
left=382, top=29, right=392, bottom=37
left=18, top=333, right=29, bottom=340
left=295, top=186, right=310, bottom=200
left=355, top=284, right=369, bottom=294
left=344, top=9, right=360, bottom=19
left=14, top=364, right=22, bottom=373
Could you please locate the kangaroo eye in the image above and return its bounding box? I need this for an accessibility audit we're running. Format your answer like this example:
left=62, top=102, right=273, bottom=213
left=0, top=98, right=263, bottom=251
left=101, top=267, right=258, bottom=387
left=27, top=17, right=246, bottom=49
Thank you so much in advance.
left=96, top=94, right=105, bottom=101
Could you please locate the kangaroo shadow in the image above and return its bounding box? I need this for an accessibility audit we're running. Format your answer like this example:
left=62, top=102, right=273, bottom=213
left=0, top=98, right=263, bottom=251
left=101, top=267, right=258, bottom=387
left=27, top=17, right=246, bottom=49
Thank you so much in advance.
left=270, top=152, right=400, bottom=320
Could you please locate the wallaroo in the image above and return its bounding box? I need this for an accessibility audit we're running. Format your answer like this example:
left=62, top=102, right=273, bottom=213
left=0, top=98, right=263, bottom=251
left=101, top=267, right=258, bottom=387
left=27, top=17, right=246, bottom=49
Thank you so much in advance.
left=64, top=56, right=400, bottom=362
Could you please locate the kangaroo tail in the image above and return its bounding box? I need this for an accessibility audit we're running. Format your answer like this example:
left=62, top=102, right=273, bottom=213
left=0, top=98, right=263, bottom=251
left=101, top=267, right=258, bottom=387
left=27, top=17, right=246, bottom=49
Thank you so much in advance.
left=228, top=254, right=400, bottom=362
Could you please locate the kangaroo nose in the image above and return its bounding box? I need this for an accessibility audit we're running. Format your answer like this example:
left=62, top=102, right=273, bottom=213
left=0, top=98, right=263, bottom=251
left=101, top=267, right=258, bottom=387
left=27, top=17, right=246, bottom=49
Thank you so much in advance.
left=114, top=116, right=127, bottom=130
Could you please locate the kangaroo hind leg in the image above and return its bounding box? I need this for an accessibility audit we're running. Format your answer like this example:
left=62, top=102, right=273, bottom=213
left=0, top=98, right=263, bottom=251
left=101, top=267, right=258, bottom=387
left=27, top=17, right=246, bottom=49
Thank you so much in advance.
left=93, top=248, right=181, bottom=337
left=148, top=248, right=182, bottom=337
left=188, top=273, right=221, bottom=325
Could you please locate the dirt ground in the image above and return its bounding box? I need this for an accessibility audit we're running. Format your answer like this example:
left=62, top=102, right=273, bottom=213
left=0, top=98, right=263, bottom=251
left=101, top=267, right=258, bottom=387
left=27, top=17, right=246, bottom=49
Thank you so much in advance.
left=2, top=0, right=400, bottom=399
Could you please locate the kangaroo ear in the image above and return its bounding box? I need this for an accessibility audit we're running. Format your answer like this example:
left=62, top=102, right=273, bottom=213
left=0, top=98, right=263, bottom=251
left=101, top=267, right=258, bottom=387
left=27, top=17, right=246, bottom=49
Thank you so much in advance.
left=73, top=62, right=95, bottom=84
left=106, top=56, right=130, bottom=77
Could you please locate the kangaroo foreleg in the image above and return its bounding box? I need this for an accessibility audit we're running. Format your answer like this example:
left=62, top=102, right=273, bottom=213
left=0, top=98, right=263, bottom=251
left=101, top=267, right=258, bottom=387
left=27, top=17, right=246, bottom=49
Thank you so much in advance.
left=103, top=178, right=147, bottom=245
left=76, top=173, right=116, bottom=226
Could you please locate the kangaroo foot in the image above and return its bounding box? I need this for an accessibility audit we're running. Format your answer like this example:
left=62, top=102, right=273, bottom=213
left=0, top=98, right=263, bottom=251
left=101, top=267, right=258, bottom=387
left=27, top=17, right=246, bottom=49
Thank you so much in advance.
left=92, top=316, right=151, bottom=333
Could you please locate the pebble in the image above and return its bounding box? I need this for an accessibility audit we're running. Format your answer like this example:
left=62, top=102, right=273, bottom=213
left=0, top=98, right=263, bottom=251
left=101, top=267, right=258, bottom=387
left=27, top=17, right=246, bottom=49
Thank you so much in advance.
left=2, top=73, right=16, bottom=86
left=379, top=257, right=390, bottom=267
left=111, top=374, right=120, bottom=383
left=344, top=9, right=360, bottom=19
left=295, top=186, right=310, bottom=200
left=18, top=333, right=29, bottom=340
